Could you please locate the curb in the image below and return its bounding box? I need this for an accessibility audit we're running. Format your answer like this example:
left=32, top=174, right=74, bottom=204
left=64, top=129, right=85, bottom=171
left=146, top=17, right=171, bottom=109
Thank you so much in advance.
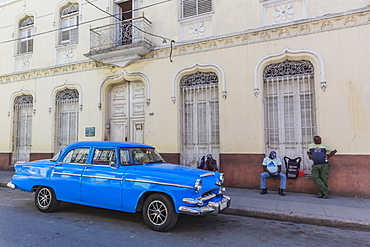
left=0, top=182, right=8, bottom=187
left=222, top=208, right=370, bottom=232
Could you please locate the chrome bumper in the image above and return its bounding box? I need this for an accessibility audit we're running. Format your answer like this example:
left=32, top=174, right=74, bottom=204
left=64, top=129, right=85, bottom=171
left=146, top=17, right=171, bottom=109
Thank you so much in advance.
left=7, top=182, right=15, bottom=189
left=178, top=195, right=231, bottom=216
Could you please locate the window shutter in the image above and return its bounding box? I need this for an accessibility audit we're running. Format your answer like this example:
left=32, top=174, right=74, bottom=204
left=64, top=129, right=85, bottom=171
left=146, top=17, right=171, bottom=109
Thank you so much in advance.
left=70, top=28, right=78, bottom=43
left=19, top=41, right=27, bottom=53
left=61, top=16, right=78, bottom=44
left=182, top=0, right=196, bottom=18
left=20, top=29, right=27, bottom=38
left=28, top=39, right=33, bottom=53
left=61, top=30, right=70, bottom=43
left=61, top=18, right=69, bottom=28
left=198, top=0, right=212, bottom=15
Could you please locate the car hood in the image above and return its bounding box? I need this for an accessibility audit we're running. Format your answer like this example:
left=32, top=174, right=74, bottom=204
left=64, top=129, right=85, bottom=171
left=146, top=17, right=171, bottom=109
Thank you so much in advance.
left=138, top=162, right=215, bottom=177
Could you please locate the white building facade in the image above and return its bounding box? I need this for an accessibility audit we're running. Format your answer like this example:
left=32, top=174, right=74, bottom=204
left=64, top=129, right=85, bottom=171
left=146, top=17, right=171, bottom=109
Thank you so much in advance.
left=0, top=0, right=369, bottom=196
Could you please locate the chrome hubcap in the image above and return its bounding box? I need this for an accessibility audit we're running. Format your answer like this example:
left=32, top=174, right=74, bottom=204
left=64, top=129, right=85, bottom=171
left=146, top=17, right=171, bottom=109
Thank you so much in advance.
left=38, top=188, right=51, bottom=208
left=147, top=200, right=168, bottom=226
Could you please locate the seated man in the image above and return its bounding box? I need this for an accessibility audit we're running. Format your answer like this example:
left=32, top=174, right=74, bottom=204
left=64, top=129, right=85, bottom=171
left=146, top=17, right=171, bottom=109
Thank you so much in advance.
left=260, top=151, right=287, bottom=196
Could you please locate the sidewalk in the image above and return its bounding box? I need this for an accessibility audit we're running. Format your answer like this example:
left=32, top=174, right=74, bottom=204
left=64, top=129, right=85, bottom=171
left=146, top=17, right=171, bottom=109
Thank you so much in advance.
left=1, top=170, right=370, bottom=231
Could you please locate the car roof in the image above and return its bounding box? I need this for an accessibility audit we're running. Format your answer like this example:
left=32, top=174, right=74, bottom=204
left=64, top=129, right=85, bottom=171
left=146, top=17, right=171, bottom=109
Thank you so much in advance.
left=67, top=141, right=154, bottom=149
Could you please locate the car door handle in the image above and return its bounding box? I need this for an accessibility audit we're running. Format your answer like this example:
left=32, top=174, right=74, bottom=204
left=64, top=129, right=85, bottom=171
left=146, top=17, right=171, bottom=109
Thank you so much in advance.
left=85, top=165, right=93, bottom=169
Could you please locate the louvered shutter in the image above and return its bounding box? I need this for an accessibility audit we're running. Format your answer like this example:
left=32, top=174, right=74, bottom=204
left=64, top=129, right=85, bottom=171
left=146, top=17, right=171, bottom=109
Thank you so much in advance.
left=183, top=0, right=196, bottom=18
left=61, top=18, right=70, bottom=44
left=198, top=0, right=212, bottom=15
left=182, top=0, right=212, bottom=18
left=61, top=16, right=78, bottom=44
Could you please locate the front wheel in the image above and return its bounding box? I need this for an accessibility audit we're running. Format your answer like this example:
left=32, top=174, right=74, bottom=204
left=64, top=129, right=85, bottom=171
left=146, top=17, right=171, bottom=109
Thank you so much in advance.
left=142, top=193, right=178, bottom=231
left=34, top=186, right=60, bottom=213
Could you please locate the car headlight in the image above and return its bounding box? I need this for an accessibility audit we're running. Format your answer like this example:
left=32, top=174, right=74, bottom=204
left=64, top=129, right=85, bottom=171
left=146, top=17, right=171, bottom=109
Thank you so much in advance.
left=194, top=179, right=202, bottom=193
left=219, top=173, right=224, bottom=184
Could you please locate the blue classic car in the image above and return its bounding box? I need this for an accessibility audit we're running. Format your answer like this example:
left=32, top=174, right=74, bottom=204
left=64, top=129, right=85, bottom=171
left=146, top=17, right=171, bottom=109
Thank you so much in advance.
left=8, top=141, right=230, bottom=231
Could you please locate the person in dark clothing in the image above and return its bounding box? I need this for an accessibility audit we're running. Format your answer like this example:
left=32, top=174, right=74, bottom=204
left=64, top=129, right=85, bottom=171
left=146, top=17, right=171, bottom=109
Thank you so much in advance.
left=205, top=154, right=218, bottom=171
left=307, top=136, right=337, bottom=198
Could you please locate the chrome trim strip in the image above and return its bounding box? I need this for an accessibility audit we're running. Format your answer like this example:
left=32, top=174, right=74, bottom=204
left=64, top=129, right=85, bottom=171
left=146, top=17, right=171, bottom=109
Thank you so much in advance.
left=200, top=172, right=215, bottom=177
left=201, top=193, right=217, bottom=201
left=52, top=172, right=81, bottom=177
left=52, top=172, right=122, bottom=181
left=126, top=178, right=193, bottom=189
left=82, top=175, right=123, bottom=181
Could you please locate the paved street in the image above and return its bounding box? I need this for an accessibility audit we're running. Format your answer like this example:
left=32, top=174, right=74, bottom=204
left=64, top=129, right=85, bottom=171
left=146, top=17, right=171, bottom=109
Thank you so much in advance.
left=1, top=187, right=369, bottom=247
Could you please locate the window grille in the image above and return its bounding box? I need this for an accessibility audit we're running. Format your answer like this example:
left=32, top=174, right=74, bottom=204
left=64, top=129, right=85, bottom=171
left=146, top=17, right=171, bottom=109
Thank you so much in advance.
left=55, top=89, right=79, bottom=153
left=60, top=3, right=79, bottom=44
left=180, top=71, right=219, bottom=167
left=181, top=0, right=212, bottom=18
left=263, top=60, right=316, bottom=176
left=18, top=16, right=34, bottom=54
left=12, top=95, right=33, bottom=165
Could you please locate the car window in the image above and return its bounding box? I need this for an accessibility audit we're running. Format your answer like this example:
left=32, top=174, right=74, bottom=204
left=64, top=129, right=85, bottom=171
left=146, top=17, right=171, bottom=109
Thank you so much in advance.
left=92, top=148, right=116, bottom=165
left=62, top=148, right=89, bottom=164
left=120, top=148, right=164, bottom=165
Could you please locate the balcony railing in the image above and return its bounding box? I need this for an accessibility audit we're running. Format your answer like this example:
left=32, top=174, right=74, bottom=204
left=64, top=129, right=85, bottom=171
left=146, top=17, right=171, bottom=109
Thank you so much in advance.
left=89, top=16, right=152, bottom=52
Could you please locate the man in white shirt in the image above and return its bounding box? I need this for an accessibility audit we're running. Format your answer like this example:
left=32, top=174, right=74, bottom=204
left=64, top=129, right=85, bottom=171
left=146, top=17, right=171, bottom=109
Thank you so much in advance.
left=260, top=151, right=287, bottom=196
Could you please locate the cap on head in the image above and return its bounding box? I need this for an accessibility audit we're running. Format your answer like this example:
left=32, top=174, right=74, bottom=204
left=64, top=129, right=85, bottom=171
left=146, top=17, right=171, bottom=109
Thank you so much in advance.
left=269, top=151, right=277, bottom=158
left=206, top=154, right=212, bottom=158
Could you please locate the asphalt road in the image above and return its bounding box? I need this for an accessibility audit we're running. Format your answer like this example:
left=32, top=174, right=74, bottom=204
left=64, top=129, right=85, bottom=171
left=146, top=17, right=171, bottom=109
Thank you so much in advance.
left=1, top=187, right=369, bottom=247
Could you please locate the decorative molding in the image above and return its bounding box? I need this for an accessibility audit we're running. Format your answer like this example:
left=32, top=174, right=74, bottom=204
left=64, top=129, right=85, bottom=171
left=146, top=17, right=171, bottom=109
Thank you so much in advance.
left=0, top=61, right=106, bottom=84
left=8, top=87, right=36, bottom=116
left=0, top=0, right=22, bottom=8
left=142, top=7, right=370, bottom=61
left=12, top=7, right=37, bottom=37
left=20, top=58, right=30, bottom=70
left=171, top=60, right=226, bottom=104
left=253, top=47, right=326, bottom=97
left=49, top=80, right=83, bottom=113
left=272, top=3, right=296, bottom=22
left=188, top=22, right=206, bottom=39
left=63, top=50, right=74, bottom=62
left=98, top=69, right=151, bottom=109
left=53, top=0, right=80, bottom=26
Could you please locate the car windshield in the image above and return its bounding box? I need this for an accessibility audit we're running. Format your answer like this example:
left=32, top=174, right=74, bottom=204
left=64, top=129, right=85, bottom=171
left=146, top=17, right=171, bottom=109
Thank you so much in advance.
left=120, top=148, right=165, bottom=165
left=50, top=149, right=63, bottom=162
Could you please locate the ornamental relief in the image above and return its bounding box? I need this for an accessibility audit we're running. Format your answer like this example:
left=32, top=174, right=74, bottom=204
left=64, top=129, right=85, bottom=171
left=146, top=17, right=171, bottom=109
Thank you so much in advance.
left=142, top=9, right=370, bottom=60
left=0, top=61, right=105, bottom=83
left=272, top=3, right=296, bottom=22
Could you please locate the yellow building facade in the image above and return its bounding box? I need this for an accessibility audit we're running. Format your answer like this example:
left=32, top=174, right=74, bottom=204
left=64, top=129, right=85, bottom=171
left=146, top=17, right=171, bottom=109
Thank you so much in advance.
left=0, top=0, right=369, bottom=196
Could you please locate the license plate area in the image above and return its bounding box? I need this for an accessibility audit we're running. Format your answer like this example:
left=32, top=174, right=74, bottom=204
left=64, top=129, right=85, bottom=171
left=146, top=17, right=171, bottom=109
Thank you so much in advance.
left=220, top=197, right=228, bottom=211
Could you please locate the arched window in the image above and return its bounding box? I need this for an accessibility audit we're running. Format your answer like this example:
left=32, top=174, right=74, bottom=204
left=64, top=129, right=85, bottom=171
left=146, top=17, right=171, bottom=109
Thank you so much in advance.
left=55, top=88, right=79, bottom=152
left=18, top=16, right=34, bottom=54
left=12, top=94, right=33, bottom=165
left=263, top=59, right=317, bottom=175
left=60, top=3, right=79, bottom=44
left=180, top=71, right=219, bottom=167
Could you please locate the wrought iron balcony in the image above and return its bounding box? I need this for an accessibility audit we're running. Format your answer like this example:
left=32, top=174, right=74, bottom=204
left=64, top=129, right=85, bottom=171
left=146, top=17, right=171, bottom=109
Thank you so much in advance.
left=84, top=16, right=152, bottom=67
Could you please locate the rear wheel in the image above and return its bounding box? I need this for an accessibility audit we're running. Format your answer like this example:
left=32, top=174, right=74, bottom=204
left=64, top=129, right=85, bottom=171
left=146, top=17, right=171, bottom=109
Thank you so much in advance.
left=142, top=193, right=178, bottom=231
left=34, top=186, right=60, bottom=213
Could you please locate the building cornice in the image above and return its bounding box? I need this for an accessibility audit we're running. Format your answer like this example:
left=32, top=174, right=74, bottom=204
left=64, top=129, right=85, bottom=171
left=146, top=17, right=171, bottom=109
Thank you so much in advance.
left=0, top=61, right=108, bottom=84
left=142, top=6, right=370, bottom=61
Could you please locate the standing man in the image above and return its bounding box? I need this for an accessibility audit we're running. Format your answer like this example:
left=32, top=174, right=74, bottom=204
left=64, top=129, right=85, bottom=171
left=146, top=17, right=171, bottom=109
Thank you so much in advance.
left=307, top=136, right=337, bottom=198
left=260, top=151, right=286, bottom=196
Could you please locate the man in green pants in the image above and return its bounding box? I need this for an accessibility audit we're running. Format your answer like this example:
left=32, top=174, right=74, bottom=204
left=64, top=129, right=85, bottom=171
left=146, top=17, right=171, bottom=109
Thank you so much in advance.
left=307, top=136, right=337, bottom=198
